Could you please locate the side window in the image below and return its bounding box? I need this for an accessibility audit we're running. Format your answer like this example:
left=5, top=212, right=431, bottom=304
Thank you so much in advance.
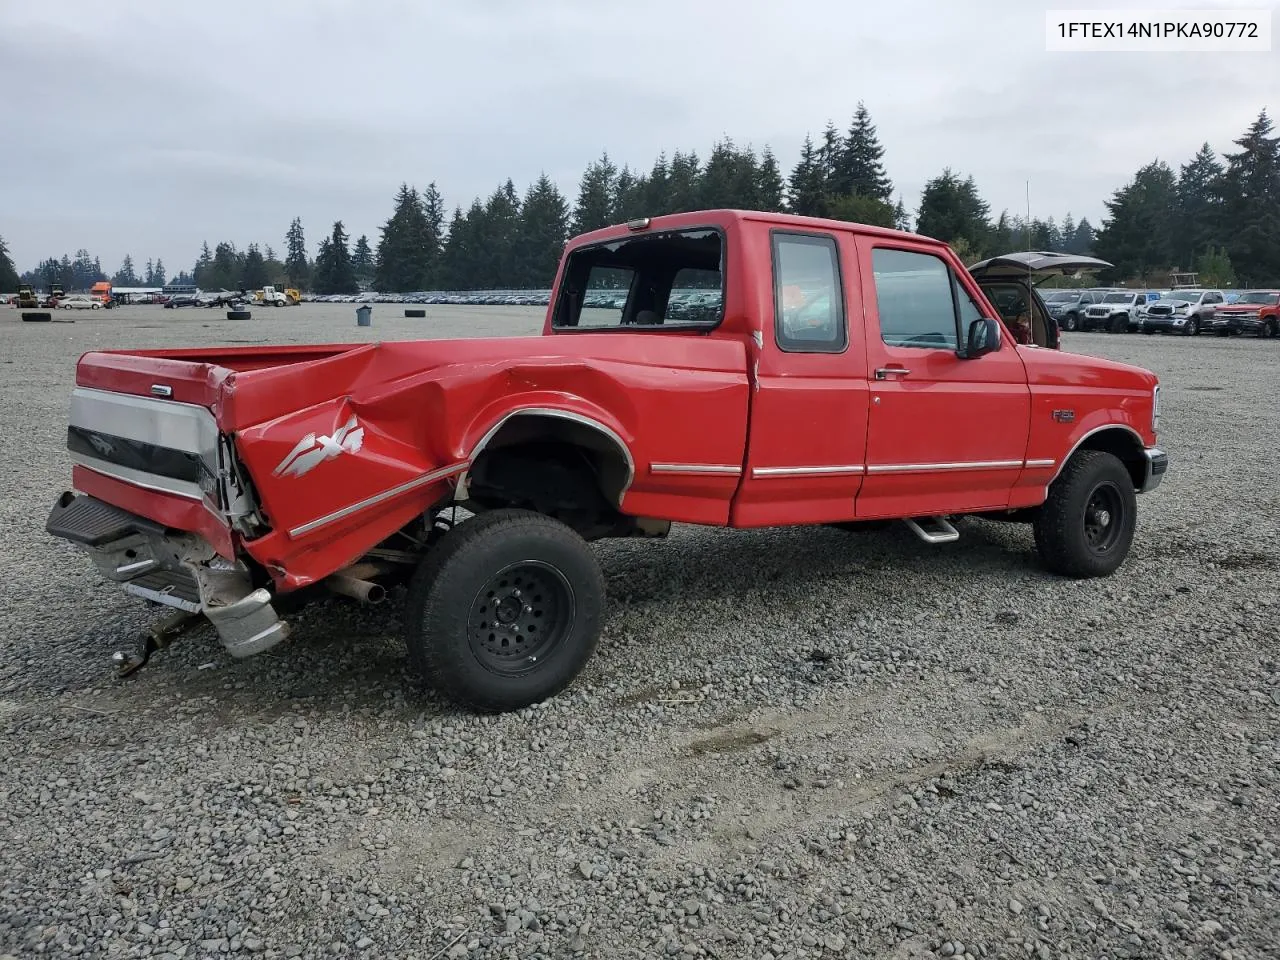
left=1206, top=293, right=1221, bottom=304
left=773, top=233, right=846, bottom=353
left=871, top=247, right=959, bottom=349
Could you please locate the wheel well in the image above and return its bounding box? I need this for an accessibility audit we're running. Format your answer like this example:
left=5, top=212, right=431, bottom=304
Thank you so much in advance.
left=1073, top=428, right=1145, bottom=489
left=462, top=414, right=633, bottom=537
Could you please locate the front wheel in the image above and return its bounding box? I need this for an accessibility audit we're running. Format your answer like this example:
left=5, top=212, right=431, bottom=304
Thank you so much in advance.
left=1262, top=319, right=1278, bottom=339
left=1033, top=451, right=1137, bottom=578
left=1187, top=317, right=1200, bottom=336
left=404, top=508, right=604, bottom=712
left=1062, top=314, right=1077, bottom=332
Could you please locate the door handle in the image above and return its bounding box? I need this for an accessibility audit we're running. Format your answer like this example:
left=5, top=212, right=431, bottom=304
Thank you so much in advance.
left=874, top=366, right=911, bottom=380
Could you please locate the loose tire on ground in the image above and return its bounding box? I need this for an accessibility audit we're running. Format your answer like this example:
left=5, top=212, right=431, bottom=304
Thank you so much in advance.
left=404, top=508, right=604, bottom=712
left=405, top=308, right=426, bottom=318
left=1033, top=450, right=1137, bottom=578
left=21, top=312, right=52, bottom=322
left=227, top=309, right=252, bottom=321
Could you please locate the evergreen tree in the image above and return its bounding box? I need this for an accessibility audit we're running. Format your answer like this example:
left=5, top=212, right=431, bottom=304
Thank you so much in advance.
left=612, top=165, right=644, bottom=221
left=112, top=254, right=139, bottom=286
left=816, top=121, right=842, bottom=187
left=666, top=151, right=701, bottom=213
left=352, top=235, right=374, bottom=287
left=242, top=243, right=268, bottom=289
left=834, top=102, right=893, bottom=202
left=643, top=153, right=671, bottom=215
left=515, top=173, right=570, bottom=287
left=1175, top=143, right=1227, bottom=270
left=441, top=207, right=472, bottom=289
left=421, top=182, right=446, bottom=285
left=482, top=179, right=521, bottom=287
left=893, top=197, right=911, bottom=231
left=1060, top=213, right=1077, bottom=249
left=788, top=136, right=827, bottom=216
left=1071, top=218, right=1095, bottom=254
left=312, top=221, right=358, bottom=294
left=0, top=235, right=18, bottom=291
left=1220, top=110, right=1280, bottom=285
left=153, top=258, right=166, bottom=287
left=1093, top=160, right=1178, bottom=282
left=59, top=254, right=73, bottom=289
left=572, top=152, right=617, bottom=233
left=374, top=184, right=440, bottom=291
left=194, top=242, right=213, bottom=286
left=757, top=147, right=786, bottom=212
left=284, top=218, right=309, bottom=289
left=914, top=169, right=992, bottom=252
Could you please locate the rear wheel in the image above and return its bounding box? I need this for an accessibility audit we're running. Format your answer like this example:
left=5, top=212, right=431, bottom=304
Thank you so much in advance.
left=404, top=508, right=604, bottom=712
left=1033, top=451, right=1137, bottom=578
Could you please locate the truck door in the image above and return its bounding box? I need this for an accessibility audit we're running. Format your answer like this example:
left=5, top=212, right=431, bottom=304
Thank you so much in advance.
left=853, top=237, right=1031, bottom=519
left=731, top=229, right=870, bottom=527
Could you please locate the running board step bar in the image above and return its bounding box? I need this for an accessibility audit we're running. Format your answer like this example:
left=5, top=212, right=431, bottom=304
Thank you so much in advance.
left=902, top=516, right=960, bottom=544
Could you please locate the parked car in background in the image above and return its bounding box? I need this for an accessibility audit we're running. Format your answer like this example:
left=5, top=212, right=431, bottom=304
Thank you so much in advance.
left=1140, top=289, right=1224, bottom=335
left=1084, top=291, right=1161, bottom=333
left=1042, top=288, right=1106, bottom=331
left=59, top=294, right=101, bottom=310
left=163, top=294, right=200, bottom=309
left=1206, top=289, right=1280, bottom=337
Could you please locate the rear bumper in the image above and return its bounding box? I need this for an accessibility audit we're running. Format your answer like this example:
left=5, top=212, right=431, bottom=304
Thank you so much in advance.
left=1139, top=448, right=1168, bottom=494
left=46, top=492, right=288, bottom=658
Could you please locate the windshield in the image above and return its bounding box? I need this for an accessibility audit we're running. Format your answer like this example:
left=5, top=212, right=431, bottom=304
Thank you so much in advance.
left=1102, top=293, right=1133, bottom=304
left=1237, top=291, right=1279, bottom=305
left=1043, top=290, right=1079, bottom=302
left=1160, top=291, right=1201, bottom=302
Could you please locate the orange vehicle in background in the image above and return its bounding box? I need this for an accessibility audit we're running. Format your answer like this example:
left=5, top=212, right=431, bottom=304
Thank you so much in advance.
left=90, top=281, right=115, bottom=308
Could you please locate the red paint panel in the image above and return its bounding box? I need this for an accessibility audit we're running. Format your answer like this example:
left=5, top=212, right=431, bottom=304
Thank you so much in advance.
left=72, top=465, right=235, bottom=558
left=854, top=235, right=1032, bottom=518
left=732, top=227, right=871, bottom=528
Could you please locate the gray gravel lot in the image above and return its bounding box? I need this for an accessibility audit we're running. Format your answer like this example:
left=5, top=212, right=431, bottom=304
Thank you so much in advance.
left=2, top=303, right=1278, bottom=960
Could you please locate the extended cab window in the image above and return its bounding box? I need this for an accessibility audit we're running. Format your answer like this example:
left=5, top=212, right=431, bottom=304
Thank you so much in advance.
left=552, top=229, right=723, bottom=330
left=774, top=233, right=846, bottom=353
left=871, top=248, right=963, bottom=349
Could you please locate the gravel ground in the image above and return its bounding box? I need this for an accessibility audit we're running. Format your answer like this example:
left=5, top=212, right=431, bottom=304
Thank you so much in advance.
left=1, top=304, right=1277, bottom=960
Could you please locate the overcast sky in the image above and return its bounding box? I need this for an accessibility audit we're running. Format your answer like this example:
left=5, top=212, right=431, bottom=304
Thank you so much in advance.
left=1, top=0, right=1274, bottom=275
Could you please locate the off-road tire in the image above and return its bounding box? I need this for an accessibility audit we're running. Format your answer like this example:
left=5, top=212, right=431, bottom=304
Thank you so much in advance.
left=404, top=508, right=604, bottom=712
left=227, top=310, right=252, bottom=321
left=1033, top=450, right=1137, bottom=578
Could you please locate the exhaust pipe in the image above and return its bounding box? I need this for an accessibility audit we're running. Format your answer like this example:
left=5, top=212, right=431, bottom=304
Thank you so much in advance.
left=326, top=574, right=386, bottom=605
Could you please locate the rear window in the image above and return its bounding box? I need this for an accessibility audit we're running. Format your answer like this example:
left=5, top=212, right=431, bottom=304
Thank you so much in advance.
left=552, top=229, right=724, bottom=330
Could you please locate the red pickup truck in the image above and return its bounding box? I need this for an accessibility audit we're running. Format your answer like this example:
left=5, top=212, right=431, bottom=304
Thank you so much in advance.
left=47, top=210, right=1167, bottom=710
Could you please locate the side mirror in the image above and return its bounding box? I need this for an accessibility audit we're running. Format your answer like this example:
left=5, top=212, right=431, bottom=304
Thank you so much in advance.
left=961, top=317, right=1001, bottom=359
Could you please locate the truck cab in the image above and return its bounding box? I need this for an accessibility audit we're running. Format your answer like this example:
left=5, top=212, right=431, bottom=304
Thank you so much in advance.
left=46, top=210, right=1166, bottom=712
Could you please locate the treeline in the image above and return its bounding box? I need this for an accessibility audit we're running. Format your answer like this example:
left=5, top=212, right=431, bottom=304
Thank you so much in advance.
left=8, top=104, right=1276, bottom=294
left=1092, top=110, right=1279, bottom=286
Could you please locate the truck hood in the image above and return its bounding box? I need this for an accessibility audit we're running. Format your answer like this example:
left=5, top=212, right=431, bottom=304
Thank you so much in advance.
left=1017, top=343, right=1158, bottom=391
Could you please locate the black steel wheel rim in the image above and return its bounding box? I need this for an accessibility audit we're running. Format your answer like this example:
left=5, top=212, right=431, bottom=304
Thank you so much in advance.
left=468, top=560, right=575, bottom=675
left=1084, top=482, right=1125, bottom=554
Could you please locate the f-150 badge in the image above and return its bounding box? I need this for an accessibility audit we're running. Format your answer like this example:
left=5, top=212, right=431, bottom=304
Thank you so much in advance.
left=273, top=416, right=364, bottom=478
